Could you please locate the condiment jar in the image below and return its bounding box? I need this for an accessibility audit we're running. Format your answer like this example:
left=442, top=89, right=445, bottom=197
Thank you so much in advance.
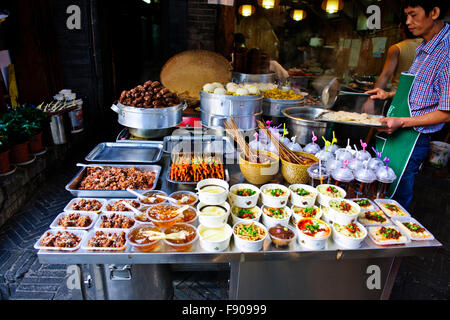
left=375, top=166, right=397, bottom=199
left=303, top=143, right=321, bottom=155
left=353, top=168, right=377, bottom=199
left=331, top=167, right=355, bottom=198
left=307, top=164, right=330, bottom=187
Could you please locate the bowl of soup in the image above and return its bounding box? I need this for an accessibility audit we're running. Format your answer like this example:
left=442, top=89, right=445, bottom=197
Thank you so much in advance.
left=127, top=224, right=162, bottom=252
left=169, top=191, right=199, bottom=206
left=163, top=223, right=198, bottom=252
left=230, top=206, right=262, bottom=225
left=197, top=202, right=231, bottom=228
left=261, top=205, right=292, bottom=229
left=196, top=179, right=229, bottom=205
left=316, top=184, right=346, bottom=207
left=229, top=184, right=260, bottom=208
left=146, top=203, right=184, bottom=229
left=138, top=190, right=168, bottom=206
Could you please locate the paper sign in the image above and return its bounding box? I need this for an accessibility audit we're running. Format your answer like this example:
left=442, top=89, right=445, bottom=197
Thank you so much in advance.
left=349, top=39, right=361, bottom=67
left=372, top=37, right=387, bottom=57
left=344, top=39, right=351, bottom=49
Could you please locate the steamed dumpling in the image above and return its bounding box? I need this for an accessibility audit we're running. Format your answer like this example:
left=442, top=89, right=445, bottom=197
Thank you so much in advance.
left=203, top=83, right=216, bottom=93
left=235, top=88, right=249, bottom=96
left=226, top=82, right=239, bottom=92
left=213, top=87, right=227, bottom=95
left=247, top=86, right=260, bottom=95
left=211, top=82, right=224, bottom=89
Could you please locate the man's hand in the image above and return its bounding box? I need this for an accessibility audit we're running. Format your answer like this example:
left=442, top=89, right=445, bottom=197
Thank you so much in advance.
left=377, top=117, right=405, bottom=134
left=365, top=88, right=395, bottom=100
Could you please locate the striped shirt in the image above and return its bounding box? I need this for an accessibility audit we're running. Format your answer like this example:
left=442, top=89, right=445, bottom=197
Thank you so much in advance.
left=408, top=23, right=449, bottom=134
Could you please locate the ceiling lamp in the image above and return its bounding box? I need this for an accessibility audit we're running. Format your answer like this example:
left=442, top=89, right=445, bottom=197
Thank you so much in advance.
left=291, top=9, right=306, bottom=21
left=239, top=4, right=256, bottom=17
left=321, top=0, right=344, bottom=14
left=257, top=0, right=280, bottom=10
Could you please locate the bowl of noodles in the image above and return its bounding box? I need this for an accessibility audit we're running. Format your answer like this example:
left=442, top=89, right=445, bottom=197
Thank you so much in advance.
left=232, top=221, right=268, bottom=252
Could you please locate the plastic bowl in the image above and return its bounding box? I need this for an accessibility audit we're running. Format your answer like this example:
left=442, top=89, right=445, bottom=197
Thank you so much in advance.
left=316, top=184, right=346, bottom=207
left=138, top=190, right=168, bottom=207
left=260, top=184, right=291, bottom=208
left=198, top=224, right=233, bottom=252
left=230, top=206, right=262, bottom=226
left=169, top=191, right=199, bottom=206
left=232, top=221, right=268, bottom=252
left=127, top=224, right=161, bottom=252
left=261, top=205, right=292, bottom=229
left=332, top=221, right=367, bottom=249
left=268, top=224, right=297, bottom=248
left=229, top=184, right=261, bottom=208
left=291, top=205, right=322, bottom=224
left=289, top=184, right=318, bottom=207
left=163, top=223, right=198, bottom=252
left=238, top=150, right=279, bottom=185
left=296, top=218, right=331, bottom=250
left=146, top=203, right=184, bottom=229
left=196, top=179, right=229, bottom=205
left=197, top=202, right=231, bottom=228
left=328, top=199, right=361, bottom=225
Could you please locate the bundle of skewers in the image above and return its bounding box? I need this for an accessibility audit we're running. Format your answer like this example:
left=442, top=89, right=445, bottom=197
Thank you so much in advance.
left=169, top=153, right=225, bottom=182
left=257, top=120, right=317, bottom=166
left=36, top=100, right=78, bottom=115
left=224, top=118, right=260, bottom=163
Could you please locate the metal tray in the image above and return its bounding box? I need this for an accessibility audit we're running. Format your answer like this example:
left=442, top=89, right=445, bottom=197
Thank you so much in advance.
left=65, top=164, right=161, bottom=198
left=85, top=142, right=163, bottom=164
left=166, top=166, right=230, bottom=185
left=163, top=135, right=235, bottom=155
left=315, top=110, right=386, bottom=128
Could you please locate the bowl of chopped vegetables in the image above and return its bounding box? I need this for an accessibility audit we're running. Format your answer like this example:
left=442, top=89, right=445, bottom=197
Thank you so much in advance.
left=332, top=221, right=367, bottom=249
left=230, top=206, right=262, bottom=225
left=328, top=199, right=360, bottom=225
left=289, top=184, right=318, bottom=207
left=261, top=205, right=292, bottom=229
left=233, top=221, right=268, bottom=252
left=229, top=184, right=261, bottom=208
left=260, top=184, right=291, bottom=208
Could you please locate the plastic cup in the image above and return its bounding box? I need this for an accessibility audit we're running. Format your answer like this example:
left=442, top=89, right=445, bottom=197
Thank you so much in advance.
left=353, top=168, right=377, bottom=199
left=307, top=164, right=330, bottom=187
left=375, top=166, right=397, bottom=199
left=330, top=167, right=355, bottom=198
left=304, top=143, right=321, bottom=155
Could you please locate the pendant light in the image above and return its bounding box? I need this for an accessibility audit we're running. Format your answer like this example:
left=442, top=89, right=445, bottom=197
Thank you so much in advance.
left=321, top=0, right=344, bottom=14
left=290, top=9, right=307, bottom=21
left=257, top=0, right=280, bottom=9
left=239, top=4, right=256, bottom=17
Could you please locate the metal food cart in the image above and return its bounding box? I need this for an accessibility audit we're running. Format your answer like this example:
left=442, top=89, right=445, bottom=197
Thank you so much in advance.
left=37, top=146, right=442, bottom=300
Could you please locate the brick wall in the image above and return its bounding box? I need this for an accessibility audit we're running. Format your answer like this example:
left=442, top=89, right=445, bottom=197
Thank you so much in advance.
left=187, top=0, right=218, bottom=51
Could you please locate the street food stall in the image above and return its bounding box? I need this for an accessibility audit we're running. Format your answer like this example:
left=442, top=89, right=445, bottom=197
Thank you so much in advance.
left=35, top=71, right=442, bottom=300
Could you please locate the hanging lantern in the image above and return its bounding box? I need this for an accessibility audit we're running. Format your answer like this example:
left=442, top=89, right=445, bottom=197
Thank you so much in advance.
left=290, top=9, right=306, bottom=21
left=239, top=4, right=256, bottom=17
left=321, top=0, right=344, bottom=14
left=257, top=0, right=280, bottom=10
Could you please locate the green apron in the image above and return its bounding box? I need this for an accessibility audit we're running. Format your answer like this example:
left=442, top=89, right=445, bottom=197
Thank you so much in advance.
left=376, top=73, right=420, bottom=198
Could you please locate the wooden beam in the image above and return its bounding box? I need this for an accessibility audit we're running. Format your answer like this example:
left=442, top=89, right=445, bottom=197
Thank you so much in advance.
left=216, top=4, right=235, bottom=61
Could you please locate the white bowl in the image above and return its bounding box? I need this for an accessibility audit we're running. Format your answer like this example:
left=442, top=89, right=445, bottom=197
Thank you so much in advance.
left=196, top=179, right=230, bottom=205
left=332, top=221, right=367, bottom=249
left=316, top=184, right=347, bottom=207
left=232, top=221, right=268, bottom=252
left=289, top=184, right=318, bottom=207
left=296, top=218, right=331, bottom=250
left=230, top=206, right=262, bottom=226
left=198, top=224, right=233, bottom=252
left=320, top=205, right=334, bottom=224
left=291, top=205, right=322, bottom=225
left=197, top=202, right=230, bottom=228
left=260, top=184, right=291, bottom=208
left=229, top=184, right=261, bottom=208
left=327, top=199, right=361, bottom=225
left=261, top=205, right=292, bottom=229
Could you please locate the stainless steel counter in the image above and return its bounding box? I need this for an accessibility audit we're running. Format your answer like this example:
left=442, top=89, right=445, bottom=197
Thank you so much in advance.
left=37, top=151, right=442, bottom=300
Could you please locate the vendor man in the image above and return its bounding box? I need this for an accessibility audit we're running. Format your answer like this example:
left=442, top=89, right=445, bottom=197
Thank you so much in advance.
left=366, top=0, right=449, bottom=209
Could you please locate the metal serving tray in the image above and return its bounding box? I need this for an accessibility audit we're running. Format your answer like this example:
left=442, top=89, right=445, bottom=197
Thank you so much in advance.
left=65, top=164, right=161, bottom=198
left=163, top=135, right=235, bottom=155
left=166, top=167, right=230, bottom=185
left=85, top=142, right=163, bottom=164
left=315, top=110, right=386, bottom=128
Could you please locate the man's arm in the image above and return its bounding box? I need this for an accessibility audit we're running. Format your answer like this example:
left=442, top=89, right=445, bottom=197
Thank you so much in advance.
left=378, top=110, right=450, bottom=134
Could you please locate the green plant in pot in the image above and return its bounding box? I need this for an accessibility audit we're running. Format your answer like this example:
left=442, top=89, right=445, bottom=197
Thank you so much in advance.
left=0, top=120, right=11, bottom=173
left=17, top=105, right=48, bottom=154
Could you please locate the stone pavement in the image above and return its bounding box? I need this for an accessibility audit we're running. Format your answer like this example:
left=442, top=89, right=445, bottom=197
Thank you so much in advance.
left=0, top=154, right=448, bottom=300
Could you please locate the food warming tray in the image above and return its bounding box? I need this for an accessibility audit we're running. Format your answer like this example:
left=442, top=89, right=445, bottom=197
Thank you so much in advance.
left=163, top=135, right=235, bottom=155
left=65, top=164, right=162, bottom=198
left=85, top=142, right=163, bottom=164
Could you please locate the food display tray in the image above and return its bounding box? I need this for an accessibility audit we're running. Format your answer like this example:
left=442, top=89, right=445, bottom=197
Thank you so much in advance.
left=85, top=142, right=163, bottom=164
left=93, top=212, right=137, bottom=231
left=166, top=167, right=230, bottom=185
left=50, top=212, right=99, bottom=231
left=349, top=198, right=379, bottom=212
left=393, top=217, right=435, bottom=241
left=65, top=164, right=162, bottom=198
left=374, top=199, right=411, bottom=219
left=34, top=229, right=87, bottom=252
left=81, top=229, right=129, bottom=252
left=315, top=110, right=386, bottom=128
left=163, top=135, right=235, bottom=155
left=368, top=225, right=411, bottom=246
left=63, top=198, right=108, bottom=213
